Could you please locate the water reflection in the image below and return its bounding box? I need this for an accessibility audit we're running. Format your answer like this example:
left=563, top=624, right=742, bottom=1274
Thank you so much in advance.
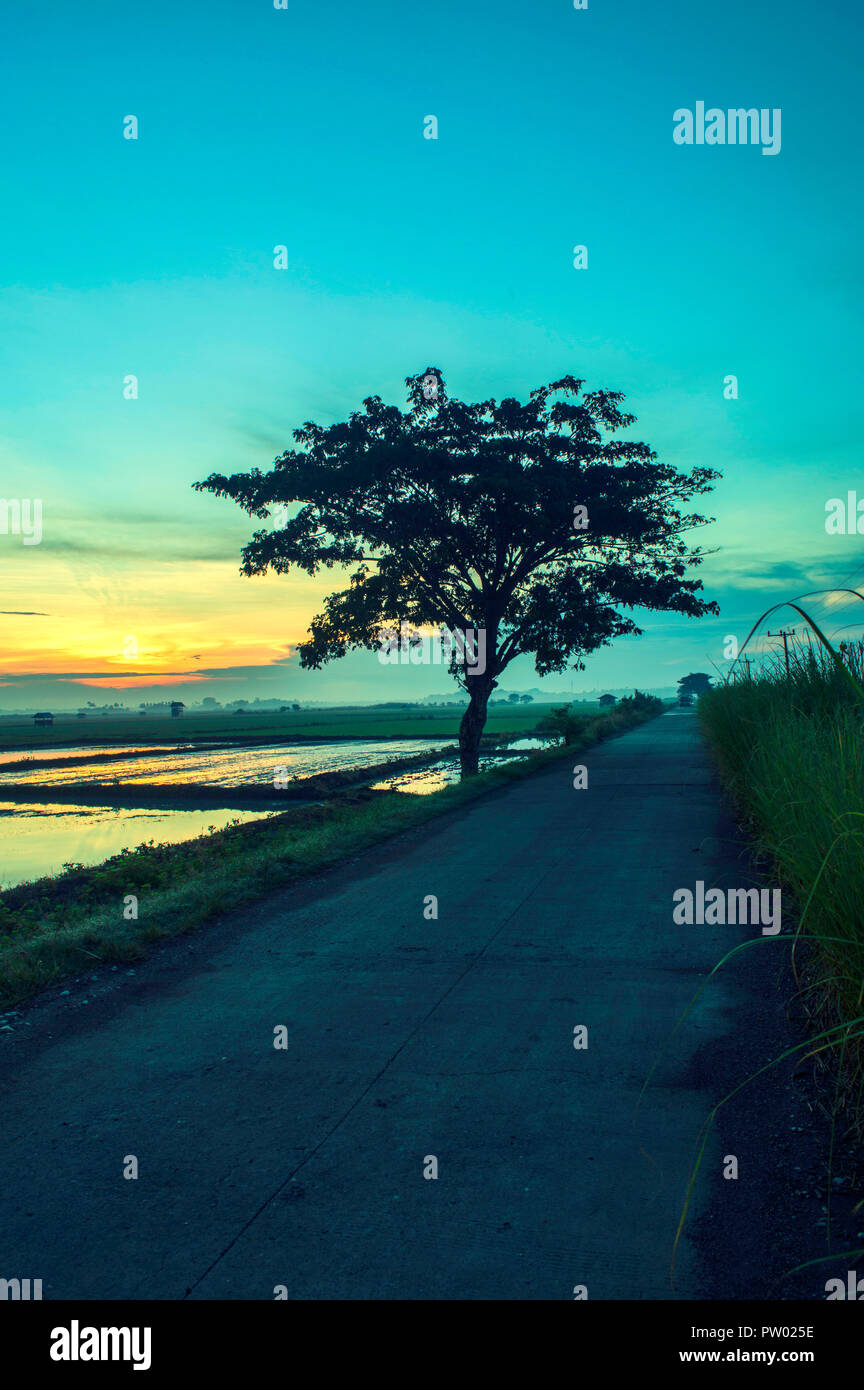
left=373, top=739, right=546, bottom=795
left=0, top=744, right=184, bottom=767
left=0, top=802, right=274, bottom=890
left=0, top=737, right=546, bottom=889
left=0, top=739, right=453, bottom=788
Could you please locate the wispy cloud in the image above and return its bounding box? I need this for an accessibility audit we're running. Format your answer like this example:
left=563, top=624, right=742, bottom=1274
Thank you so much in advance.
left=41, top=535, right=244, bottom=563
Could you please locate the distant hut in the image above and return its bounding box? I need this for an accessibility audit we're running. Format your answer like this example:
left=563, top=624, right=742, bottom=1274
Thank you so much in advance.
left=34, top=711, right=54, bottom=726
left=170, top=701, right=185, bottom=718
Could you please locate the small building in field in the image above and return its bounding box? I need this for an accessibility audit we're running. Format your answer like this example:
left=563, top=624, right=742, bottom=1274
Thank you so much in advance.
left=34, top=711, right=54, bottom=726
left=170, top=701, right=185, bottom=718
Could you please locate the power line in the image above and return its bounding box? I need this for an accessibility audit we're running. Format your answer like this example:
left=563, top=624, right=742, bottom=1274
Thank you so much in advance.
left=766, top=627, right=797, bottom=677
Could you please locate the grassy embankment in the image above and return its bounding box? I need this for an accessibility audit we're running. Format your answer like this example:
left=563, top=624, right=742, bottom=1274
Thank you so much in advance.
left=698, top=640, right=864, bottom=1117
left=0, top=700, right=661, bottom=1008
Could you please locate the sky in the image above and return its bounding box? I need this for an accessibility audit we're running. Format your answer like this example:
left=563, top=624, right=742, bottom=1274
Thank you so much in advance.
left=1, top=0, right=862, bottom=709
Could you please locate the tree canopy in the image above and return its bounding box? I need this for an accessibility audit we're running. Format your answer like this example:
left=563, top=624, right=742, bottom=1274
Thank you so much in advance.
left=677, top=672, right=714, bottom=697
left=195, top=369, right=720, bottom=773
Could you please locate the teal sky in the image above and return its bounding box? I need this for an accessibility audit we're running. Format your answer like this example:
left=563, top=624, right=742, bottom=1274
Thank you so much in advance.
left=1, top=0, right=862, bottom=707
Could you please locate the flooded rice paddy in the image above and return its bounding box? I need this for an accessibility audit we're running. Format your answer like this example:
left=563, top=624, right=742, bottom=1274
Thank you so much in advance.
left=0, top=739, right=451, bottom=788
left=0, top=802, right=270, bottom=892
left=0, top=736, right=543, bottom=890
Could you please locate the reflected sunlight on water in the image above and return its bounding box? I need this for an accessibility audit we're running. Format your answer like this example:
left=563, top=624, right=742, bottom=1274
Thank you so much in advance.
left=0, top=737, right=546, bottom=888
left=0, top=802, right=274, bottom=890
left=0, top=739, right=453, bottom=788
left=372, top=739, right=546, bottom=795
left=0, top=744, right=186, bottom=766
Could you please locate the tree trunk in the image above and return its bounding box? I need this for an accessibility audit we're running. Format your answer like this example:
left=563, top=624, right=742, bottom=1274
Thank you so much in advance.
left=458, top=675, right=495, bottom=777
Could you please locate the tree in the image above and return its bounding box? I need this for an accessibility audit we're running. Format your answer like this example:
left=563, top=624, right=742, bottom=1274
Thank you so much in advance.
left=619, top=689, right=663, bottom=714
left=195, top=370, right=719, bottom=776
left=507, top=692, right=521, bottom=703
left=536, top=705, right=587, bottom=746
left=520, top=694, right=533, bottom=704
left=677, top=672, right=713, bottom=699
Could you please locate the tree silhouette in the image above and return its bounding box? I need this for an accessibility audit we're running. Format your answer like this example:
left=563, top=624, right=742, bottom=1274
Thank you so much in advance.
left=195, top=370, right=719, bottom=775
left=536, top=705, right=587, bottom=746
left=677, top=672, right=713, bottom=698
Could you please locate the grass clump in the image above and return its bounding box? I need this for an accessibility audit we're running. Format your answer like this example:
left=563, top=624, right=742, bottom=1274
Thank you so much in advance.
left=698, top=637, right=864, bottom=1118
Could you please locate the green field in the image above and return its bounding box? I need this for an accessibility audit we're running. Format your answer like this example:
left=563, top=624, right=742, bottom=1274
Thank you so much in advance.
left=0, top=702, right=603, bottom=752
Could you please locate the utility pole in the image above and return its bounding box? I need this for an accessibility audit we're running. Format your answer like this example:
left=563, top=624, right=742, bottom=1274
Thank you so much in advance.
left=767, top=628, right=797, bottom=678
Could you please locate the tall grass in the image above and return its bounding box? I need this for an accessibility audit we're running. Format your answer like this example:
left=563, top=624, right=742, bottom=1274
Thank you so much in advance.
left=698, top=637, right=864, bottom=1113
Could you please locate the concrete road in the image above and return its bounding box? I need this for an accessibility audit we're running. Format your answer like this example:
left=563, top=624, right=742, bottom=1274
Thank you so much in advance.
left=0, top=711, right=824, bottom=1299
